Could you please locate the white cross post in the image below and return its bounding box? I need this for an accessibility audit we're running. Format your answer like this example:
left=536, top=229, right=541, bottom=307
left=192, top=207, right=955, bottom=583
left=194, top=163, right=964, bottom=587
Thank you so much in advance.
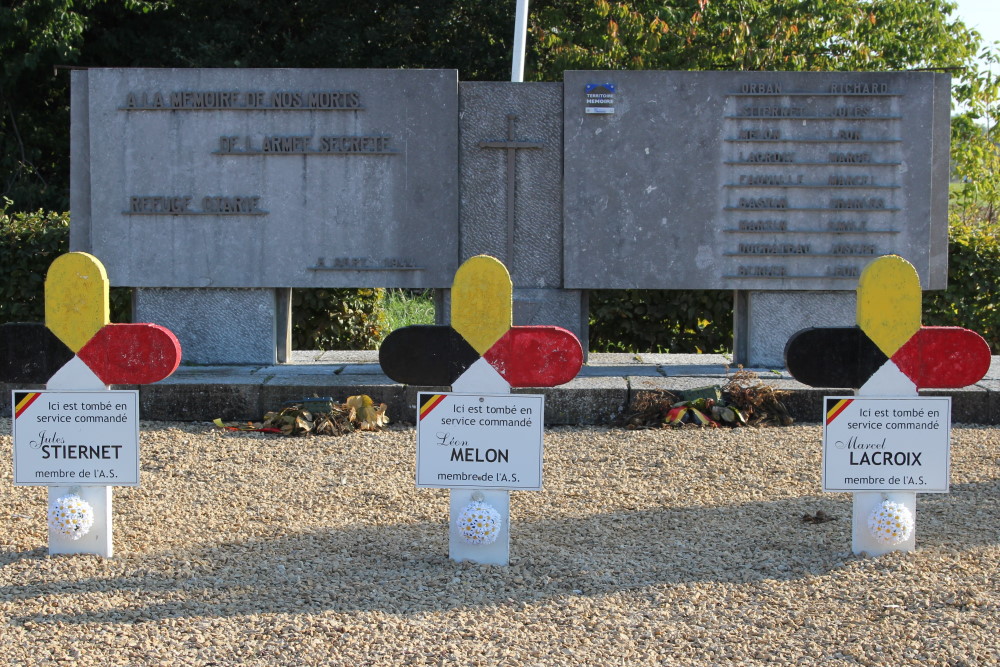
left=6, top=252, right=181, bottom=558
left=851, top=364, right=919, bottom=556
left=789, top=255, right=991, bottom=556
left=45, top=358, right=115, bottom=557
left=384, top=255, right=582, bottom=566
left=448, top=358, right=516, bottom=565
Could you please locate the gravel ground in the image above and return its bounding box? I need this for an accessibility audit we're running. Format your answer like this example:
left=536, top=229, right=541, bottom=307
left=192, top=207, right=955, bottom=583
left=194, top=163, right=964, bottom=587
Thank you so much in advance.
left=1, top=418, right=998, bottom=666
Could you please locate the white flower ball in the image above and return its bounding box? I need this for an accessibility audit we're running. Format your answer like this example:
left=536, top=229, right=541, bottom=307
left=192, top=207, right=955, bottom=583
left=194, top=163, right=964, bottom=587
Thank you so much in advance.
left=48, top=494, right=95, bottom=540
left=456, top=501, right=502, bottom=545
left=868, top=500, right=914, bottom=546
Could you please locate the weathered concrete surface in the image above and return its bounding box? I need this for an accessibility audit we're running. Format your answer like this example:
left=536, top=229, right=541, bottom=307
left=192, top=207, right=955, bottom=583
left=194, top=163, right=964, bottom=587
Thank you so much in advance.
left=921, top=386, right=990, bottom=425
left=515, top=376, right=629, bottom=426
left=134, top=288, right=280, bottom=365
left=259, top=372, right=406, bottom=423
left=981, top=379, right=1000, bottom=425
left=737, top=291, right=856, bottom=367
left=459, top=82, right=562, bottom=287
left=138, top=366, right=264, bottom=421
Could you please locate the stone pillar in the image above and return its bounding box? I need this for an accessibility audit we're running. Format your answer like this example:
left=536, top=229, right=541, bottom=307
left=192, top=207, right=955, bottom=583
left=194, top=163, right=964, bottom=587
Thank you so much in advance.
left=134, top=288, right=287, bottom=365
left=458, top=82, right=587, bottom=347
left=734, top=290, right=856, bottom=368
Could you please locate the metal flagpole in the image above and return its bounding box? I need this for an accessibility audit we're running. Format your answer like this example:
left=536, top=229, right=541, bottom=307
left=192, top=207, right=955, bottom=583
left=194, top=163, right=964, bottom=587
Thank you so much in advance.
left=511, top=0, right=529, bottom=82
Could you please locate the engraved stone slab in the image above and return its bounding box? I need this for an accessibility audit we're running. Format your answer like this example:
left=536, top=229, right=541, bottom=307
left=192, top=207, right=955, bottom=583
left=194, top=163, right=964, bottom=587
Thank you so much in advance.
left=459, top=82, right=563, bottom=287
left=563, top=71, right=950, bottom=290
left=72, top=69, right=459, bottom=288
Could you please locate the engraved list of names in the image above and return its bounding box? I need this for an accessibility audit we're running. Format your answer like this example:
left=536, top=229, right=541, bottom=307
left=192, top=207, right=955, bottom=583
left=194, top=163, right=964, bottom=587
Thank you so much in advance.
left=723, top=80, right=902, bottom=282
left=562, top=71, right=950, bottom=291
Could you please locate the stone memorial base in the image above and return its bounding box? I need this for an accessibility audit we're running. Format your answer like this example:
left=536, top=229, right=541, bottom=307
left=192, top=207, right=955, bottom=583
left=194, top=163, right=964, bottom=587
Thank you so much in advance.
left=132, top=286, right=866, bottom=370
left=134, top=286, right=584, bottom=368
left=734, top=291, right=856, bottom=368
left=135, top=288, right=290, bottom=365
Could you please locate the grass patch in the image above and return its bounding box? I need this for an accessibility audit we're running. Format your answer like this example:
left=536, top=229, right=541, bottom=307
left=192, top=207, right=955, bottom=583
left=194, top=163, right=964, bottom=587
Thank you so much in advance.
left=381, top=289, right=436, bottom=341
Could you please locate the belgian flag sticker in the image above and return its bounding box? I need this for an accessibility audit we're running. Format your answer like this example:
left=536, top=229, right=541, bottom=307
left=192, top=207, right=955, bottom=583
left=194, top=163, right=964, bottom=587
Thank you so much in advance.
left=419, top=394, right=447, bottom=421
left=825, top=398, right=853, bottom=424
left=13, top=392, right=41, bottom=419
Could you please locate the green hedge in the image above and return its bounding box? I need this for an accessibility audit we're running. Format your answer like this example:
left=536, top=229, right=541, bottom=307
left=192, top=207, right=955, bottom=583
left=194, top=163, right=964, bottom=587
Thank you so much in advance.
left=4, top=206, right=998, bottom=355
left=923, top=216, right=1000, bottom=352
left=589, top=289, right=733, bottom=354
left=291, top=288, right=386, bottom=351
left=0, top=206, right=132, bottom=324
left=0, top=206, right=70, bottom=324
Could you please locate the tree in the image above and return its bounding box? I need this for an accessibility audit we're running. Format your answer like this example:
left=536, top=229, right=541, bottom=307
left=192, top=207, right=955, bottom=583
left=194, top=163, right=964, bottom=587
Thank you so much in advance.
left=1, top=0, right=96, bottom=210
left=950, top=44, right=999, bottom=224
left=80, top=0, right=514, bottom=76
left=529, top=0, right=980, bottom=77
left=0, top=0, right=518, bottom=211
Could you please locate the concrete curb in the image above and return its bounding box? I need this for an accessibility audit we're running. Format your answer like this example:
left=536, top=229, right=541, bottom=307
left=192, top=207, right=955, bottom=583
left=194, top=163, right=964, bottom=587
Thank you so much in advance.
left=6, top=354, right=998, bottom=425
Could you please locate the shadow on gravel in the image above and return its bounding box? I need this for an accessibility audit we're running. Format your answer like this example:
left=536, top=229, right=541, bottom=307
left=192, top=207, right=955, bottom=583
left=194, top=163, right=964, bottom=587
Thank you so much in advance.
left=3, top=479, right=997, bottom=625
left=0, top=547, right=48, bottom=569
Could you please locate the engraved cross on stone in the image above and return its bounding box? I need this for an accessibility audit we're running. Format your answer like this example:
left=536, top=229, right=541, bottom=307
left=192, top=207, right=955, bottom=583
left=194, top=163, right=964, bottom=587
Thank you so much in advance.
left=478, top=114, right=542, bottom=265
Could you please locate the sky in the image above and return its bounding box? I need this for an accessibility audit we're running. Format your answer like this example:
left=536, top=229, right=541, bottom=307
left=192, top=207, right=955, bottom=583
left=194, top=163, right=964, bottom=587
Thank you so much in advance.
left=952, top=0, right=999, bottom=50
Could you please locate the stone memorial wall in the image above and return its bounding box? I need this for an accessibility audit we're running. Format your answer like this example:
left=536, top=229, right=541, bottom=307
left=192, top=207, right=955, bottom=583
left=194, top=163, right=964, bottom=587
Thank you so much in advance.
left=71, top=69, right=951, bottom=367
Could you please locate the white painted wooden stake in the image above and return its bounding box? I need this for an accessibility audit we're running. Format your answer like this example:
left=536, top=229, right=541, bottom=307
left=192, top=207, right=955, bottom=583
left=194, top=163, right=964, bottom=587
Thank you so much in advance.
left=46, top=356, right=114, bottom=558
left=448, top=359, right=512, bottom=565
left=853, top=364, right=917, bottom=556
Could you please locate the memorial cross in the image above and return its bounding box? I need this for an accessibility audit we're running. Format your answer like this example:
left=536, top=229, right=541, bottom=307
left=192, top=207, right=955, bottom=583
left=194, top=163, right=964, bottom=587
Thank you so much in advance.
left=478, top=115, right=543, bottom=265
left=2, top=252, right=181, bottom=557
left=379, top=255, right=582, bottom=564
left=785, top=254, right=990, bottom=555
